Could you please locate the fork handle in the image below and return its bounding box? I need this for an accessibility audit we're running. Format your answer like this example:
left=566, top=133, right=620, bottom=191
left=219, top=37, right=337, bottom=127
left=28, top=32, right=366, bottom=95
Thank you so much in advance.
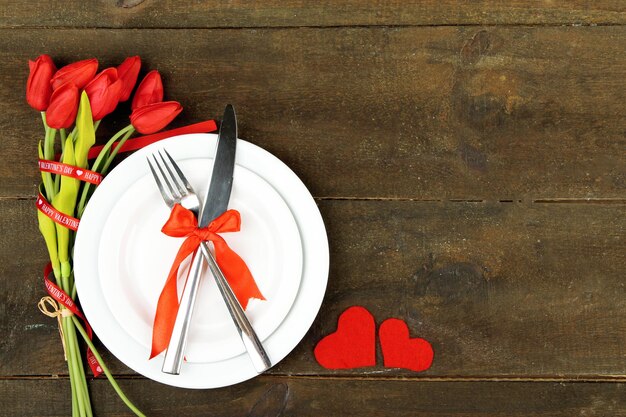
left=161, top=242, right=272, bottom=375
left=161, top=248, right=205, bottom=375
left=199, top=241, right=272, bottom=373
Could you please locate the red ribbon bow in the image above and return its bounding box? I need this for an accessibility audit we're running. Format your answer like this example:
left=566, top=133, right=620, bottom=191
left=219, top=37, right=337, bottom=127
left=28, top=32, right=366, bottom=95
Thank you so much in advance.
left=150, top=204, right=265, bottom=359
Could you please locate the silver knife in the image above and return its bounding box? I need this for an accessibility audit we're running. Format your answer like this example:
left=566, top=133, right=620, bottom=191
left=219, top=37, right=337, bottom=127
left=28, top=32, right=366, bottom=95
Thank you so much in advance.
left=162, top=105, right=271, bottom=375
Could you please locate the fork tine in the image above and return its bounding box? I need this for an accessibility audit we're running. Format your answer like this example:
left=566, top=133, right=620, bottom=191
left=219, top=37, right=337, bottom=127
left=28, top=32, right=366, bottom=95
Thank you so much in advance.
left=158, top=150, right=187, bottom=198
left=162, top=149, right=193, bottom=193
left=153, top=153, right=181, bottom=200
left=147, top=156, right=174, bottom=207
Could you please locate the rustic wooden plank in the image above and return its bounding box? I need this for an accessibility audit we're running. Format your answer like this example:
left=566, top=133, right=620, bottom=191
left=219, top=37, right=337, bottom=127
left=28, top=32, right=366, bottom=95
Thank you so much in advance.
left=2, top=1, right=626, bottom=28
left=1, top=378, right=625, bottom=416
left=2, top=198, right=624, bottom=377
left=2, top=27, right=625, bottom=199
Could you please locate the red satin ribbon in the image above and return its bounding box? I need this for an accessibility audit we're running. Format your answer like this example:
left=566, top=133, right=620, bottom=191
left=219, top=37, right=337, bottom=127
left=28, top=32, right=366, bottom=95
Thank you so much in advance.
left=87, top=120, right=218, bottom=160
left=43, top=263, right=103, bottom=377
left=150, top=204, right=265, bottom=359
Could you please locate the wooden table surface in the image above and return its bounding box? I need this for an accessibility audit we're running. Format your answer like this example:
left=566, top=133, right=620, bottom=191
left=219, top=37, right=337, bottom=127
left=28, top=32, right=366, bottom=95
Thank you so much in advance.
left=2, top=1, right=625, bottom=416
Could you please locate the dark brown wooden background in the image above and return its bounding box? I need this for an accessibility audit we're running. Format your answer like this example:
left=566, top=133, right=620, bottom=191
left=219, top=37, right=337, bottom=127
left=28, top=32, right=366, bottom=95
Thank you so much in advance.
left=1, top=1, right=625, bottom=416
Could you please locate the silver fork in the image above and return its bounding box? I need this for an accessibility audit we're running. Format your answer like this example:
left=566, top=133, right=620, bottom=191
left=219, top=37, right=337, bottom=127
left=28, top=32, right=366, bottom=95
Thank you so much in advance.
left=147, top=149, right=271, bottom=374
left=148, top=150, right=201, bottom=217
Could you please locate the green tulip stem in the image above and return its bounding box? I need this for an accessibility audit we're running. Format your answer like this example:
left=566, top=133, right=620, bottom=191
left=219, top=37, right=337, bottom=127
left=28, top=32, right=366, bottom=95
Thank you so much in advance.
left=76, top=124, right=134, bottom=218
left=54, top=157, right=61, bottom=194
left=59, top=261, right=90, bottom=417
left=71, top=271, right=77, bottom=300
left=70, top=323, right=92, bottom=417
left=91, top=124, right=134, bottom=173
left=45, top=128, right=57, bottom=161
left=60, top=275, right=82, bottom=417
left=40, top=122, right=57, bottom=201
left=60, top=128, right=67, bottom=148
left=63, top=316, right=87, bottom=417
left=69, top=321, right=92, bottom=415
left=71, top=385, right=78, bottom=417
left=100, top=127, right=135, bottom=176
left=55, top=130, right=75, bottom=194
left=63, top=321, right=78, bottom=417
left=72, top=317, right=146, bottom=417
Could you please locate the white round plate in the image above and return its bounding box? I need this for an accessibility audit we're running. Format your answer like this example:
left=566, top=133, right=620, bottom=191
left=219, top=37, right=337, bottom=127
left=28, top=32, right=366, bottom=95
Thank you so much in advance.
left=99, top=160, right=302, bottom=363
left=75, top=133, right=329, bottom=388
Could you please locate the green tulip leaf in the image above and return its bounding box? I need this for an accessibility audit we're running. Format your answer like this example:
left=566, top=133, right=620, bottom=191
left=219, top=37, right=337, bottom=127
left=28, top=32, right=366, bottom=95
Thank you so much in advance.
left=74, top=91, right=95, bottom=169
left=37, top=184, right=60, bottom=280
left=52, top=137, right=79, bottom=274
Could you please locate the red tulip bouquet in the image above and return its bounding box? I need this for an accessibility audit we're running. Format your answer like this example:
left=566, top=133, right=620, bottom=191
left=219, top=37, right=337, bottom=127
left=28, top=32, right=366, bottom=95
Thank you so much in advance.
left=28, top=55, right=191, bottom=417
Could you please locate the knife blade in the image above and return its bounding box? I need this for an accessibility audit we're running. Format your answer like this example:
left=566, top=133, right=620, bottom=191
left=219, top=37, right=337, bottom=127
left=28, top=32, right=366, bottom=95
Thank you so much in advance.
left=162, top=105, right=271, bottom=375
left=199, top=104, right=237, bottom=227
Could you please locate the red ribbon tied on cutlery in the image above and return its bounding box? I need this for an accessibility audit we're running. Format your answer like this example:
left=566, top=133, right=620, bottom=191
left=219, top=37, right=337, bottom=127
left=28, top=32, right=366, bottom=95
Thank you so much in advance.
left=150, top=204, right=265, bottom=359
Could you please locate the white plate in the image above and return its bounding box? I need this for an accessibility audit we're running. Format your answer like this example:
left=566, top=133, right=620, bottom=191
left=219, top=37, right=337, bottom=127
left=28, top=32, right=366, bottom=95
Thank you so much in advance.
left=75, top=133, right=329, bottom=388
left=99, top=160, right=302, bottom=363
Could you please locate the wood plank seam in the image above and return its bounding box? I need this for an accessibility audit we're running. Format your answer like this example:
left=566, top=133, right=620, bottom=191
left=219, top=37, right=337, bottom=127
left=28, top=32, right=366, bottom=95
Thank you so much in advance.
left=1, top=196, right=625, bottom=204
left=2, top=375, right=626, bottom=382
left=4, top=23, right=626, bottom=30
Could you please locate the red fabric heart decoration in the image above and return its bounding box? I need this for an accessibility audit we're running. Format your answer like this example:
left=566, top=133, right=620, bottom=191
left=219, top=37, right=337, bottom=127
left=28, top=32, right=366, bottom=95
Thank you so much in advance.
left=314, top=306, right=376, bottom=369
left=379, top=318, right=433, bottom=372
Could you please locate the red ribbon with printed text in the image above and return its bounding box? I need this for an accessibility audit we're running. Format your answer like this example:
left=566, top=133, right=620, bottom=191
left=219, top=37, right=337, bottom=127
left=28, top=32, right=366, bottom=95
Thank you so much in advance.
left=150, top=204, right=265, bottom=359
left=36, top=193, right=80, bottom=231
left=39, top=160, right=103, bottom=185
left=43, top=263, right=103, bottom=377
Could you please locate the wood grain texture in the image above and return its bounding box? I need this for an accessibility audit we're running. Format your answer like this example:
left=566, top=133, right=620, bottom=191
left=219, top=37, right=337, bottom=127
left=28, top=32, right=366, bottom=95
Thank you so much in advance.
left=3, top=27, right=625, bottom=199
left=2, top=1, right=626, bottom=28
left=1, top=378, right=626, bottom=417
left=2, top=199, right=624, bottom=377
left=2, top=2, right=625, bottom=415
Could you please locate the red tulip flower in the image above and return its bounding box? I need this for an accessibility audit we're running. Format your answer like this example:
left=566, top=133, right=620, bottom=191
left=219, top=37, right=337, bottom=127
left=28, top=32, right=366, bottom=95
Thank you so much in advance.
left=84, top=68, right=123, bottom=120
left=26, top=54, right=56, bottom=111
left=46, top=82, right=79, bottom=129
left=51, top=58, right=98, bottom=90
left=117, top=56, right=141, bottom=102
left=131, top=70, right=163, bottom=110
left=130, top=101, right=182, bottom=134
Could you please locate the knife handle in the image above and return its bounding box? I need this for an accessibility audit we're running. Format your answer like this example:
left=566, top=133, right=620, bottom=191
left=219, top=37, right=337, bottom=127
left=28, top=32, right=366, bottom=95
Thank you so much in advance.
left=161, top=248, right=204, bottom=375
left=161, top=242, right=272, bottom=375
left=199, top=241, right=272, bottom=373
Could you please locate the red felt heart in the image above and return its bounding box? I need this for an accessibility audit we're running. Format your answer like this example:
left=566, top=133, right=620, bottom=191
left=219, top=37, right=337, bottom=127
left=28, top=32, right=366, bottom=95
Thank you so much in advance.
left=314, top=306, right=376, bottom=369
left=379, top=318, right=433, bottom=372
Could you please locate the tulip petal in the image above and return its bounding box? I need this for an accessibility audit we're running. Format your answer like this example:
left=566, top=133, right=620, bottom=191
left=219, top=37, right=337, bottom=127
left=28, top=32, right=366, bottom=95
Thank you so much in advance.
left=84, top=68, right=122, bottom=120
left=131, top=70, right=163, bottom=110
left=26, top=55, right=56, bottom=111
left=117, top=56, right=141, bottom=102
left=51, top=58, right=98, bottom=90
left=46, top=82, right=79, bottom=129
left=130, top=101, right=182, bottom=134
